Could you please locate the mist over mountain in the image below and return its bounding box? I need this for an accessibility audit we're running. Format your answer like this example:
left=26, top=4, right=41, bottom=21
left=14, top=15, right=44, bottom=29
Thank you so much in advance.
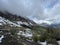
left=0, top=0, right=60, bottom=24
left=0, top=11, right=37, bottom=29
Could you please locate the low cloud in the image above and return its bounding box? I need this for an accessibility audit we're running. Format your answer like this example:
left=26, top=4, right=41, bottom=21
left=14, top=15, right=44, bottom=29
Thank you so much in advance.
left=0, top=0, right=60, bottom=23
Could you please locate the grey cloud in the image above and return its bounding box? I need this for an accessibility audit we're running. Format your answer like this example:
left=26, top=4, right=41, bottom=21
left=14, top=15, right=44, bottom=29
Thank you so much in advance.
left=0, top=0, right=45, bottom=18
left=0, top=0, right=60, bottom=24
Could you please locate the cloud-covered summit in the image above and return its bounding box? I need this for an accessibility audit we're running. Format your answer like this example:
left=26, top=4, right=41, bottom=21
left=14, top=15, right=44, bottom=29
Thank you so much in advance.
left=0, top=0, right=60, bottom=24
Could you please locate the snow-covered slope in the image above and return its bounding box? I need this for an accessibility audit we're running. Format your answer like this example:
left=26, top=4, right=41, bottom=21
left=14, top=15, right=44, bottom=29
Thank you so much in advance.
left=0, top=16, right=35, bottom=28
left=0, top=16, right=31, bottom=27
left=0, top=16, right=21, bottom=27
left=0, top=11, right=37, bottom=28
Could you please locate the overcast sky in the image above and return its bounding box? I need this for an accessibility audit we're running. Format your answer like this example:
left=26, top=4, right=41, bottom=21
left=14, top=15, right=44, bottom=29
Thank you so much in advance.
left=0, top=0, right=60, bottom=24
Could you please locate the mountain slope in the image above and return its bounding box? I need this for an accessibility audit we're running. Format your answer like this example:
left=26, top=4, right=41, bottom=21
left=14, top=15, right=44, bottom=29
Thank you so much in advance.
left=0, top=11, right=36, bottom=28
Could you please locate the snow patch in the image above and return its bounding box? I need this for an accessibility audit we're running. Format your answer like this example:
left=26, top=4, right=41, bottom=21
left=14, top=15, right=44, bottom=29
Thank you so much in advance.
left=17, top=28, right=33, bottom=38
left=0, top=35, right=4, bottom=43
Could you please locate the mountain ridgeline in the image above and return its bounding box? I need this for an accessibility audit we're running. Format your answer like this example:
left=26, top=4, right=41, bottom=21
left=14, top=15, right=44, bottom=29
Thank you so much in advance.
left=0, top=11, right=29, bottom=21
left=0, top=11, right=37, bottom=29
